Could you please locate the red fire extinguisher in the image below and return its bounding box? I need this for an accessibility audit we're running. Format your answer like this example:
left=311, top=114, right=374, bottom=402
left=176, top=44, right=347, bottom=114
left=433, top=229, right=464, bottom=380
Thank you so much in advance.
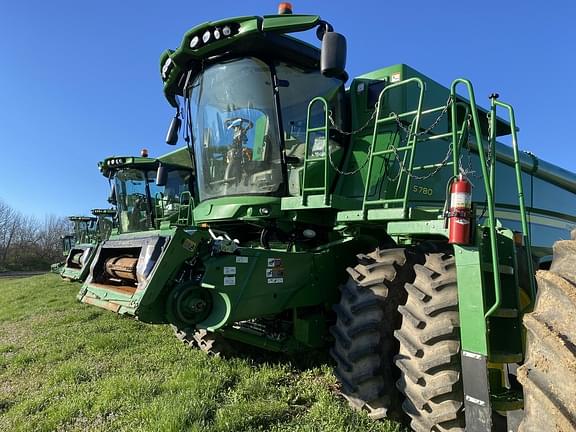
left=447, top=174, right=472, bottom=245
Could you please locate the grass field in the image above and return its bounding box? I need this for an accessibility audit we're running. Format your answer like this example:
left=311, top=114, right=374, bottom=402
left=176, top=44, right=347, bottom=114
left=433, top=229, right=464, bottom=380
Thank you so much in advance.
left=0, top=275, right=406, bottom=432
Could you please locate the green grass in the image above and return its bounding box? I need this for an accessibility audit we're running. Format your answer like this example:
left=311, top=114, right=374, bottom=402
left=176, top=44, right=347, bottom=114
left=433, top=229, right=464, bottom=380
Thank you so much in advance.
left=0, top=275, right=406, bottom=432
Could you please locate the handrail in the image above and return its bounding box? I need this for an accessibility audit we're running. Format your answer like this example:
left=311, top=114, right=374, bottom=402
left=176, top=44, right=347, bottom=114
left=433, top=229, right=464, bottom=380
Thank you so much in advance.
left=490, top=97, right=537, bottom=305
left=301, top=97, right=330, bottom=206
left=178, top=191, right=195, bottom=226
left=451, top=79, right=502, bottom=318
left=154, top=192, right=165, bottom=224
left=362, top=77, right=425, bottom=217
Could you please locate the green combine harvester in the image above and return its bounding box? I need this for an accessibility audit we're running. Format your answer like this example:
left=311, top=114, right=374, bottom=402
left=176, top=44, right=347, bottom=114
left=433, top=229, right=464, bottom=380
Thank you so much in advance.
left=77, top=147, right=194, bottom=306
left=50, top=233, right=76, bottom=274
left=60, top=209, right=116, bottom=281
left=77, top=4, right=576, bottom=431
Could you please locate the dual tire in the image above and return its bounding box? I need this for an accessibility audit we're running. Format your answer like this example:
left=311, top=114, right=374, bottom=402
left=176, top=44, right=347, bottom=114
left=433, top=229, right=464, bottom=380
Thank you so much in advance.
left=331, top=245, right=465, bottom=431
left=334, top=239, right=576, bottom=432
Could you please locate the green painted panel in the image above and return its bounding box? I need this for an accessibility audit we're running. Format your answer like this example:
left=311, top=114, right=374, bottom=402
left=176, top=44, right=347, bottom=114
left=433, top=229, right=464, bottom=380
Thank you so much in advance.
left=455, top=244, right=488, bottom=355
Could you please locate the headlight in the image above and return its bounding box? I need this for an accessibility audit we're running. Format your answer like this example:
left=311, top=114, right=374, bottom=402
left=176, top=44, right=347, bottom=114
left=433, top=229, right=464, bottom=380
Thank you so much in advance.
left=222, top=25, right=232, bottom=37
left=161, top=58, right=172, bottom=80
left=213, top=28, right=221, bottom=40
left=189, top=36, right=200, bottom=49
left=202, top=30, right=211, bottom=44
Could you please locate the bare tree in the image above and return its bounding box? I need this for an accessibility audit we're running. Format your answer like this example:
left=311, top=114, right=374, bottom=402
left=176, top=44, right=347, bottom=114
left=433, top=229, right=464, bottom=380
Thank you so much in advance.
left=0, top=199, right=71, bottom=271
left=0, top=200, right=21, bottom=269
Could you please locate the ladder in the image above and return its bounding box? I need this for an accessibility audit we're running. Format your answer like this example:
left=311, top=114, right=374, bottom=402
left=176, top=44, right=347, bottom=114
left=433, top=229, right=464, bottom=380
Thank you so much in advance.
left=177, top=191, right=195, bottom=226
left=300, top=97, right=331, bottom=206
left=361, top=77, right=467, bottom=217
left=450, top=80, right=535, bottom=317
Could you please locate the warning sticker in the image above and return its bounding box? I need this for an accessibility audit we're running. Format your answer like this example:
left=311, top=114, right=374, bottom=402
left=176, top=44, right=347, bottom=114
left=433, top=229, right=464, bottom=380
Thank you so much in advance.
left=223, top=266, right=236, bottom=275
left=182, top=238, right=197, bottom=252
left=266, top=268, right=284, bottom=278
left=236, top=256, right=249, bottom=264
left=267, top=258, right=282, bottom=268
left=224, top=276, right=236, bottom=286
left=450, top=192, right=471, bottom=208
left=391, top=72, right=401, bottom=83
left=267, top=277, right=284, bottom=284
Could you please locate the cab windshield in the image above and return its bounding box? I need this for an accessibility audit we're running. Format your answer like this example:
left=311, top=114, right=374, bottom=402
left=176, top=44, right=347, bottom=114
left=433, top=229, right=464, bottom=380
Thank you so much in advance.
left=73, top=220, right=95, bottom=244
left=188, top=57, right=283, bottom=201
left=114, top=168, right=192, bottom=233
left=95, top=215, right=114, bottom=240
left=187, top=56, right=345, bottom=202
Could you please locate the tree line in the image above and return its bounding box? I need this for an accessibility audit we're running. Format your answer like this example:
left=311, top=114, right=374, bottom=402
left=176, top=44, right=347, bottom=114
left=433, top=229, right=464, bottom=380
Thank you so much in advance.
left=0, top=200, right=71, bottom=272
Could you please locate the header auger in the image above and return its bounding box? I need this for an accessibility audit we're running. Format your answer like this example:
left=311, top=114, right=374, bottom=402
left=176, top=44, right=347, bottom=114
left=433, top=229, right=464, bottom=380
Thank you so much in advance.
left=57, top=210, right=115, bottom=282
left=77, top=4, right=576, bottom=431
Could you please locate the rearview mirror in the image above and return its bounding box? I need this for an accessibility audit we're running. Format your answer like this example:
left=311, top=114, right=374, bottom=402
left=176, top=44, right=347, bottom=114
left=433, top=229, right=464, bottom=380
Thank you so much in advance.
left=165, top=115, right=181, bottom=145
left=320, top=32, right=347, bottom=78
left=156, top=164, right=168, bottom=187
left=108, top=184, right=117, bottom=205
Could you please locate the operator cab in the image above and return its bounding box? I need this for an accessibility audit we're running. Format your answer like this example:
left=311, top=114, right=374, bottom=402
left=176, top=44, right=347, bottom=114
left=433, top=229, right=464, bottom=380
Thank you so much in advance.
left=60, top=234, right=76, bottom=256
left=162, top=11, right=348, bottom=209
left=101, top=157, right=193, bottom=233
left=68, top=216, right=97, bottom=244
left=91, top=208, right=117, bottom=240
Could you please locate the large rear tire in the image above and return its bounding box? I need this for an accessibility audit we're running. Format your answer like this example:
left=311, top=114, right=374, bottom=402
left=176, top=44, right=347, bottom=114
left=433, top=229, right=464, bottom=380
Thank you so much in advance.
left=517, top=238, right=576, bottom=432
left=330, top=247, right=415, bottom=419
left=394, top=248, right=465, bottom=432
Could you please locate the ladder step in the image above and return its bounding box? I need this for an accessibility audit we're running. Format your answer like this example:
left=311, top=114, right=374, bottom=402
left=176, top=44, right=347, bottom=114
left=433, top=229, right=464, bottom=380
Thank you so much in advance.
left=489, top=351, right=523, bottom=363
left=490, top=308, right=519, bottom=318
left=376, top=110, right=419, bottom=123
left=302, top=187, right=324, bottom=192
left=412, top=162, right=454, bottom=170
left=364, top=198, right=405, bottom=206
left=483, top=264, right=514, bottom=275
left=373, top=144, right=413, bottom=156
left=420, top=131, right=460, bottom=141
left=304, top=157, right=326, bottom=163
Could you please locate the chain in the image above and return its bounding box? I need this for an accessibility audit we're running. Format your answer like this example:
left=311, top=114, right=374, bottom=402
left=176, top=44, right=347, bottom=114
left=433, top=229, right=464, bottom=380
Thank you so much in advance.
left=328, top=102, right=380, bottom=136
left=327, top=140, right=373, bottom=176
left=325, top=103, right=381, bottom=175
left=380, top=95, right=455, bottom=181
left=386, top=122, right=454, bottom=181
left=458, top=116, right=478, bottom=178
left=390, top=95, right=453, bottom=138
left=324, top=95, right=461, bottom=181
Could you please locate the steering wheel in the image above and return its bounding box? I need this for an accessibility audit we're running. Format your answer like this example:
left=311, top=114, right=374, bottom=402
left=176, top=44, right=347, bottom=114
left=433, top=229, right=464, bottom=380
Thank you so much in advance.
left=131, top=193, right=146, bottom=205
left=225, top=117, right=253, bottom=131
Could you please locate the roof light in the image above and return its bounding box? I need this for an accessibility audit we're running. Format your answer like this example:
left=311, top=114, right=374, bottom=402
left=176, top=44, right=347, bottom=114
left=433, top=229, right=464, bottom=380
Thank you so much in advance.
left=141, top=148, right=149, bottom=158
left=213, top=28, right=221, bottom=40
left=161, top=57, right=172, bottom=80
left=222, top=25, right=232, bottom=37
left=278, top=2, right=293, bottom=14
left=189, top=35, right=200, bottom=49
left=202, top=30, right=211, bottom=44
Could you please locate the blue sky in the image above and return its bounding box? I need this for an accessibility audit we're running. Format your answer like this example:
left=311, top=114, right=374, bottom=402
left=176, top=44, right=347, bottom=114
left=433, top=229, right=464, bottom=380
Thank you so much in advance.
left=1, top=0, right=575, bottom=218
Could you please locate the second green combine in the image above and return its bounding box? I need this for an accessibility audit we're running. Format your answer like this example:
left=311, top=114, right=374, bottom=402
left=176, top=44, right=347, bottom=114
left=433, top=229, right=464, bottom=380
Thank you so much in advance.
left=60, top=209, right=116, bottom=281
